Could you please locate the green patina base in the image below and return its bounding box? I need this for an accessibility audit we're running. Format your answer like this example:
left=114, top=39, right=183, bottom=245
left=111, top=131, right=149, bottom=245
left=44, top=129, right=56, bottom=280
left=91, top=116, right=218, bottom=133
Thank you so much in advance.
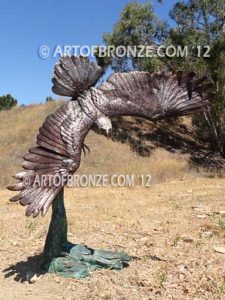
left=43, top=189, right=131, bottom=279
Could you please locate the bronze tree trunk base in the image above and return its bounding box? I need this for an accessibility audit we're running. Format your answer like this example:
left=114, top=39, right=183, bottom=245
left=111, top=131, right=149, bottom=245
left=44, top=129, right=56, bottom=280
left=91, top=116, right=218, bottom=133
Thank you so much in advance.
left=43, top=188, right=131, bottom=279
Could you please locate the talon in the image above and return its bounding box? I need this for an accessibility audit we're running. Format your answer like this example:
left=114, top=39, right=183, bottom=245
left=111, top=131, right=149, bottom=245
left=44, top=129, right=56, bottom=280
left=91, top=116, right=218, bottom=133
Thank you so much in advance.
left=82, top=143, right=90, bottom=156
left=82, top=145, right=86, bottom=156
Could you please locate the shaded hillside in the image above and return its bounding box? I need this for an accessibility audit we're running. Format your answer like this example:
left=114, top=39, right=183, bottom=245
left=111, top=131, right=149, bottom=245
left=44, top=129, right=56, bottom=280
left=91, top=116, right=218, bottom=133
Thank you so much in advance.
left=93, top=116, right=225, bottom=174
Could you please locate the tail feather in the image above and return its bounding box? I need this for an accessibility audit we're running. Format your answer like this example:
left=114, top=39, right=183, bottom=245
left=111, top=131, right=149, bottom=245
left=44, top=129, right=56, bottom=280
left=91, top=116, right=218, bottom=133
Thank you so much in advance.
left=52, top=55, right=102, bottom=98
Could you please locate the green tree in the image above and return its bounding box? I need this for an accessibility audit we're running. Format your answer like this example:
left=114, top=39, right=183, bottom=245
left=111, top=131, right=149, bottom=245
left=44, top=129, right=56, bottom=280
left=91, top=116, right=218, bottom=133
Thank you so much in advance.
left=168, top=0, right=225, bottom=156
left=45, top=96, right=54, bottom=103
left=96, top=1, right=167, bottom=72
left=0, top=94, right=17, bottom=111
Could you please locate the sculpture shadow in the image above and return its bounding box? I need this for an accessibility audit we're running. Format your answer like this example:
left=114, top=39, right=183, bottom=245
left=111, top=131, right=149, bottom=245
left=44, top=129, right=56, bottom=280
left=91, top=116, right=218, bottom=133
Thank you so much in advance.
left=3, top=243, right=131, bottom=281
left=3, top=254, right=46, bottom=283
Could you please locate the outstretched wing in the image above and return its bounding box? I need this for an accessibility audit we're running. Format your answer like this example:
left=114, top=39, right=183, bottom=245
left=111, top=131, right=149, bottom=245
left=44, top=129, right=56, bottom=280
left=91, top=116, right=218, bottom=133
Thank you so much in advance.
left=98, top=71, right=213, bottom=119
left=8, top=101, right=92, bottom=217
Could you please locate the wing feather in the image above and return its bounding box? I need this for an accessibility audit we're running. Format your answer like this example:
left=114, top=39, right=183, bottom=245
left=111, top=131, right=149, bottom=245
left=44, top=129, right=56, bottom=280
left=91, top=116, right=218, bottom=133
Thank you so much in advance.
left=8, top=101, right=88, bottom=217
left=98, top=71, right=213, bottom=119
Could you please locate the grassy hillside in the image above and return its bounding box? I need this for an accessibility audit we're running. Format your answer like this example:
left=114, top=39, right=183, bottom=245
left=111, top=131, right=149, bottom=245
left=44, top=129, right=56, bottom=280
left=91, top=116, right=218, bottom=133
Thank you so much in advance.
left=0, top=102, right=191, bottom=187
left=0, top=101, right=61, bottom=186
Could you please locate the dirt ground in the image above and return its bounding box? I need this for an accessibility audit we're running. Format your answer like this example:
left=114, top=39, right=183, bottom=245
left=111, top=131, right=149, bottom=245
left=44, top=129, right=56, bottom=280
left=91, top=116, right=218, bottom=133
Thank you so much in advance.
left=0, top=178, right=225, bottom=299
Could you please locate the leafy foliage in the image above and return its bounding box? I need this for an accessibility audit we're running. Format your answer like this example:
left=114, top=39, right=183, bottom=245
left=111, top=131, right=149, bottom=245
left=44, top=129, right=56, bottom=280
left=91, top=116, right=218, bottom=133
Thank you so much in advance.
left=96, top=1, right=167, bottom=72
left=45, top=96, right=54, bottom=103
left=168, top=0, right=225, bottom=156
left=0, top=94, right=17, bottom=111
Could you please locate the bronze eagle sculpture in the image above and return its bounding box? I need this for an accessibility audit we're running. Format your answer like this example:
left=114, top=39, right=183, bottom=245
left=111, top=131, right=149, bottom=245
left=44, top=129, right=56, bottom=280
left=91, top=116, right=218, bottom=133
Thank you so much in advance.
left=8, top=55, right=213, bottom=218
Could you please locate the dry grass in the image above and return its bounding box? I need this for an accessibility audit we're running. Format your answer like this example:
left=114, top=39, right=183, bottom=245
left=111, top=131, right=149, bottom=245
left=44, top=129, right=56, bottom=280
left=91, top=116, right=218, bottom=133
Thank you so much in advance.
left=147, top=149, right=189, bottom=183
left=79, top=134, right=189, bottom=182
left=1, top=178, right=225, bottom=299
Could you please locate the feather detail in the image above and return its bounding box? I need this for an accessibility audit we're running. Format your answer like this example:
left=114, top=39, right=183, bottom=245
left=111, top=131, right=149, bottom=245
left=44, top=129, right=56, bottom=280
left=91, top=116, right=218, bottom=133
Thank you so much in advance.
left=52, top=55, right=102, bottom=98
